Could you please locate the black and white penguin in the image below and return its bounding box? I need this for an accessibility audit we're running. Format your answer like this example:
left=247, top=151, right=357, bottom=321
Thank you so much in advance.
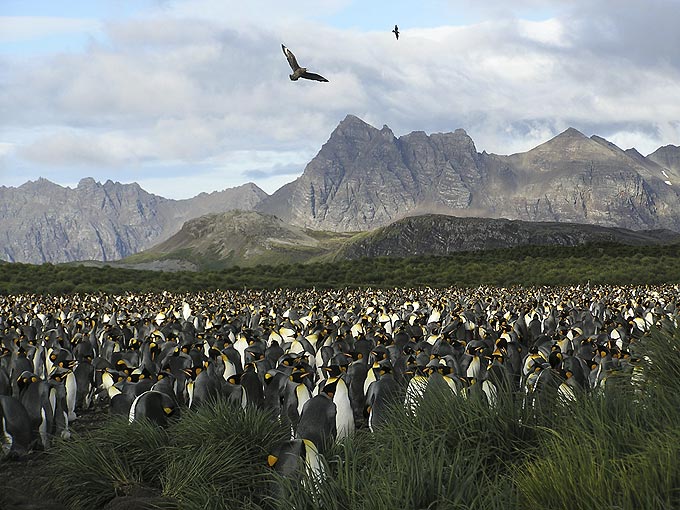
left=128, top=390, right=180, bottom=427
left=16, top=370, right=53, bottom=450
left=282, top=369, right=312, bottom=434
left=240, top=362, right=265, bottom=409
left=295, top=383, right=337, bottom=454
left=322, top=376, right=354, bottom=440
left=0, top=395, right=33, bottom=457
left=364, top=366, right=400, bottom=432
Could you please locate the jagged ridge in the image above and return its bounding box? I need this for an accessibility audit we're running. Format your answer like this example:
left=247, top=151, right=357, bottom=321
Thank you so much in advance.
left=257, top=115, right=680, bottom=233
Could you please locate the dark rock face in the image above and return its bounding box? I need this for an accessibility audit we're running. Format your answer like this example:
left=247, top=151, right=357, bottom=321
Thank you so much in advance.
left=333, top=214, right=680, bottom=260
left=258, top=115, right=680, bottom=233
left=0, top=179, right=267, bottom=263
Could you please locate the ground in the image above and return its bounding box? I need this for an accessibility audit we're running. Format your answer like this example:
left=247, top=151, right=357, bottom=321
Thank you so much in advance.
left=0, top=401, right=111, bottom=510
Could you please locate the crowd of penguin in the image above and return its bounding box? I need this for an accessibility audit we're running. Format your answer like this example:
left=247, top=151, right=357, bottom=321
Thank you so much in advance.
left=1, top=285, right=679, bottom=480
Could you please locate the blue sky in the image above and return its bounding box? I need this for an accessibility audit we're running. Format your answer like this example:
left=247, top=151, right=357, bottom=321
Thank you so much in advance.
left=1, top=0, right=679, bottom=199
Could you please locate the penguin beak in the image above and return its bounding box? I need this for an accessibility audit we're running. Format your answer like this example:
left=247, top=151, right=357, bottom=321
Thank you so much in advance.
left=267, top=454, right=278, bottom=467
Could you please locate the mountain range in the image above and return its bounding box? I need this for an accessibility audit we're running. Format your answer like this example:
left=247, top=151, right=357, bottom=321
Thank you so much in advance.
left=1, top=114, right=679, bottom=264
left=0, top=178, right=265, bottom=263
left=257, top=115, right=680, bottom=232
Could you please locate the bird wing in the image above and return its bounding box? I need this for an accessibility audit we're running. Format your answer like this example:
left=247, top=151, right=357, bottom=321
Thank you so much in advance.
left=281, top=44, right=300, bottom=71
left=301, top=71, right=329, bottom=82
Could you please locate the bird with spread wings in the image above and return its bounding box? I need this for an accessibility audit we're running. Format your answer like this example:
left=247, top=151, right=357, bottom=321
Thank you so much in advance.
left=281, top=44, right=329, bottom=82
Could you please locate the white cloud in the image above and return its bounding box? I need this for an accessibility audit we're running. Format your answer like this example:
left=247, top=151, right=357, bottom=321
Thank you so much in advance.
left=0, top=143, right=16, bottom=157
left=154, top=0, right=352, bottom=24
left=2, top=0, right=679, bottom=198
left=0, top=16, right=101, bottom=42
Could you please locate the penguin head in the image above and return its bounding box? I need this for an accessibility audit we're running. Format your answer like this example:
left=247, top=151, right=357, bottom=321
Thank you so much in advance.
left=17, top=371, right=39, bottom=391
left=289, top=369, right=311, bottom=384
left=548, top=351, right=563, bottom=369
left=227, top=373, right=243, bottom=386
left=321, top=378, right=339, bottom=398
left=49, top=366, right=73, bottom=383
left=348, top=350, right=364, bottom=362
left=182, top=365, right=203, bottom=381
left=322, top=364, right=346, bottom=378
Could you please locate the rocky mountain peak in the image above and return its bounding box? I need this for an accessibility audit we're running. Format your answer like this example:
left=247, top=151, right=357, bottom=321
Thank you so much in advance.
left=331, top=114, right=380, bottom=142
left=648, top=144, right=680, bottom=174
left=4, top=115, right=680, bottom=264
left=0, top=177, right=268, bottom=264
left=529, top=127, right=591, bottom=153
left=77, top=177, right=98, bottom=188
left=19, top=177, right=60, bottom=192
left=558, top=127, right=588, bottom=139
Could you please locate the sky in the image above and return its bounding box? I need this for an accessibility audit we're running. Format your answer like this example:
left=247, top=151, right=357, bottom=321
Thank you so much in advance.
left=1, top=0, right=679, bottom=199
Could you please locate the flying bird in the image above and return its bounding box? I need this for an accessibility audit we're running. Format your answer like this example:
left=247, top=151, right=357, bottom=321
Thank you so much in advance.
left=392, top=25, right=399, bottom=40
left=281, top=44, right=329, bottom=82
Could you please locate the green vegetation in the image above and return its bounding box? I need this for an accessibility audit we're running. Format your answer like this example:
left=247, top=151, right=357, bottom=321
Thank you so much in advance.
left=37, top=326, right=680, bottom=509
left=44, top=403, right=289, bottom=510
left=1, top=242, right=680, bottom=294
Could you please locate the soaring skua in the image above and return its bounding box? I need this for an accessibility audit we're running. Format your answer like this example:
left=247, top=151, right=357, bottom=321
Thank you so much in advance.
left=281, top=44, right=329, bottom=82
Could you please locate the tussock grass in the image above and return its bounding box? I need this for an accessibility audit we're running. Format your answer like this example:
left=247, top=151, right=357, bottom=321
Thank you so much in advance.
left=516, top=326, right=680, bottom=510
left=163, top=402, right=288, bottom=510
left=44, top=400, right=288, bottom=509
left=44, top=416, right=169, bottom=508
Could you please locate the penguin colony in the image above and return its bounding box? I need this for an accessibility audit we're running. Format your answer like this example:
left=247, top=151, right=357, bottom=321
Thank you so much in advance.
left=1, top=285, right=678, bottom=479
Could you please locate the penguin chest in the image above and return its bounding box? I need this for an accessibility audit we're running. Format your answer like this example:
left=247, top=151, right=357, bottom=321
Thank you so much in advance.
left=296, top=384, right=311, bottom=417
left=333, top=384, right=354, bottom=439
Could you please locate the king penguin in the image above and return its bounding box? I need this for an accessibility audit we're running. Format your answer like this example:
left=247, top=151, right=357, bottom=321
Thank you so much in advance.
left=295, top=382, right=337, bottom=454
left=0, top=395, right=33, bottom=457
left=267, top=438, right=325, bottom=498
left=322, top=376, right=354, bottom=440
left=282, top=368, right=312, bottom=435
left=129, top=389, right=180, bottom=427
left=365, top=365, right=400, bottom=432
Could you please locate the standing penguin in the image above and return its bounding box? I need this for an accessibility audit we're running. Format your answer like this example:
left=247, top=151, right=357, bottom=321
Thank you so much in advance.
left=0, top=395, right=33, bottom=457
left=185, top=365, right=220, bottom=409
left=295, top=383, right=337, bottom=454
left=267, top=438, right=325, bottom=498
left=322, top=376, right=354, bottom=440
left=48, top=367, right=73, bottom=440
left=16, top=371, right=53, bottom=450
left=404, top=366, right=428, bottom=415
left=345, top=353, right=368, bottom=427
left=263, top=369, right=288, bottom=418
left=365, top=366, right=400, bottom=432
left=282, top=369, right=312, bottom=435
left=240, top=362, right=265, bottom=409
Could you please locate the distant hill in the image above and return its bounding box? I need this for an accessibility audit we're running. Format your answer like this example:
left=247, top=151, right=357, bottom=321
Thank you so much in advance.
left=119, top=210, right=355, bottom=270
left=331, top=214, right=680, bottom=261
left=112, top=211, right=680, bottom=271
